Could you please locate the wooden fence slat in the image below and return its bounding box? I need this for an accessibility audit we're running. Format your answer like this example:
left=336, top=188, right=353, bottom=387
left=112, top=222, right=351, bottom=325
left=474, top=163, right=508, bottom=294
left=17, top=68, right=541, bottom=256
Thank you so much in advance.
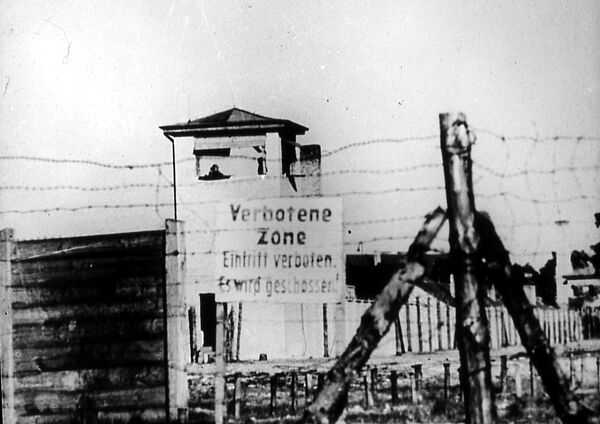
left=427, top=297, right=433, bottom=352
left=416, top=297, right=423, bottom=353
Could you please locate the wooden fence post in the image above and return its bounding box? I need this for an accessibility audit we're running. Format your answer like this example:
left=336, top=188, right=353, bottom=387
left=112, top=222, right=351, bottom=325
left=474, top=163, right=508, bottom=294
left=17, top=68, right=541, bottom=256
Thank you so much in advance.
left=514, top=362, right=522, bottom=398
left=369, top=367, right=379, bottom=406
left=394, top=314, right=405, bottom=355
left=215, top=302, right=227, bottom=424
left=416, top=297, right=423, bottom=352
left=362, top=372, right=371, bottom=409
left=427, top=297, right=433, bottom=352
left=499, top=355, right=507, bottom=393
left=529, top=360, right=536, bottom=399
left=322, top=304, right=329, bottom=358
left=413, top=363, right=423, bottom=401
left=390, top=370, right=399, bottom=404
left=234, top=374, right=242, bottom=423
left=446, top=303, right=452, bottom=349
left=440, top=112, right=494, bottom=424
left=165, top=220, right=190, bottom=423
left=188, top=307, right=198, bottom=363
left=0, top=228, right=15, bottom=424
left=406, top=302, right=413, bottom=352
left=270, top=374, right=278, bottom=416
left=596, top=357, right=600, bottom=395
left=304, top=373, right=311, bottom=405
left=437, top=300, right=443, bottom=350
left=290, top=372, right=298, bottom=414
left=236, top=302, right=243, bottom=361
left=443, top=362, right=451, bottom=400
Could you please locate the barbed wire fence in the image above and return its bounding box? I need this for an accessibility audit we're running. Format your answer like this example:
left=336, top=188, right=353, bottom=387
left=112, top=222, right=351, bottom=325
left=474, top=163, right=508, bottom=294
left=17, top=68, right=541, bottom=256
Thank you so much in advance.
left=1, top=130, right=598, bottom=265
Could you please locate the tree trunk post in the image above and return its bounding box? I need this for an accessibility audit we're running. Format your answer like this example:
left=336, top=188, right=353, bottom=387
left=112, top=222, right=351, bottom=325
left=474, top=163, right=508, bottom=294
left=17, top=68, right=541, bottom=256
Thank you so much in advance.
left=440, top=112, right=494, bottom=424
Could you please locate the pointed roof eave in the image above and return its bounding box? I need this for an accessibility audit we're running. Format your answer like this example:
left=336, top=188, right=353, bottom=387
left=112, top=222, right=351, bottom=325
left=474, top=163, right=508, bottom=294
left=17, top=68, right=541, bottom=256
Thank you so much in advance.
left=159, top=107, right=308, bottom=138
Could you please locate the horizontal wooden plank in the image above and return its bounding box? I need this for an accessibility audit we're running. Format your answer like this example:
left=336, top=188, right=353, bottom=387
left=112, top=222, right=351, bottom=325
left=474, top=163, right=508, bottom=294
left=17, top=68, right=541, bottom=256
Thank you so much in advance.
left=15, top=365, right=165, bottom=392
left=13, top=298, right=164, bottom=326
left=13, top=317, right=164, bottom=350
left=14, top=340, right=164, bottom=374
left=11, top=254, right=163, bottom=282
left=12, top=278, right=162, bottom=310
left=15, top=386, right=166, bottom=415
left=14, top=231, right=164, bottom=261
left=16, top=408, right=167, bottom=424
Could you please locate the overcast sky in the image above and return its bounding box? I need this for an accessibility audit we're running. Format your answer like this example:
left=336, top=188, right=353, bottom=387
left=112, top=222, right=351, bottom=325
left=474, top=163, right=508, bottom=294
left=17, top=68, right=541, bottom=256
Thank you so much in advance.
left=1, top=1, right=599, bottom=280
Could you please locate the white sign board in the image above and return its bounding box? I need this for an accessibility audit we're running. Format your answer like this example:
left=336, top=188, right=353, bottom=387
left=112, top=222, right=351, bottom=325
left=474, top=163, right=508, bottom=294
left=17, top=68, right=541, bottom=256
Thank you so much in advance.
left=214, top=197, right=343, bottom=303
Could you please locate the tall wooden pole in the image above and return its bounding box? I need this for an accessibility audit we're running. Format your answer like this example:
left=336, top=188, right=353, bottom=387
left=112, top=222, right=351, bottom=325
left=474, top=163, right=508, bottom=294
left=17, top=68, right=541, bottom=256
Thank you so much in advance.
left=0, top=229, right=15, bottom=424
left=215, top=302, right=227, bottom=424
left=440, top=112, right=494, bottom=424
left=165, top=220, right=189, bottom=422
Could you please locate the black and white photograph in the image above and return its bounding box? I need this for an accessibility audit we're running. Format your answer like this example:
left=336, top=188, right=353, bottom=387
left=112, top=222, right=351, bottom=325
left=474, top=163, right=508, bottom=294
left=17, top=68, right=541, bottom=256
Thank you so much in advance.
left=1, top=1, right=599, bottom=423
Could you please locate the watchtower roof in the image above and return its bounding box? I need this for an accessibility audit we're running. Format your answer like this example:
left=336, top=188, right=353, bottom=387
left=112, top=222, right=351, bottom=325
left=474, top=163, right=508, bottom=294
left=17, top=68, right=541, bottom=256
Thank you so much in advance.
left=160, top=107, right=308, bottom=138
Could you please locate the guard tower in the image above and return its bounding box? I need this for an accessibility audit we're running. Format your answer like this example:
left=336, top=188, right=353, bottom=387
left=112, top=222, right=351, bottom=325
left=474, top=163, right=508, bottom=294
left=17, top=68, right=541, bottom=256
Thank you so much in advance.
left=160, top=107, right=320, bottom=195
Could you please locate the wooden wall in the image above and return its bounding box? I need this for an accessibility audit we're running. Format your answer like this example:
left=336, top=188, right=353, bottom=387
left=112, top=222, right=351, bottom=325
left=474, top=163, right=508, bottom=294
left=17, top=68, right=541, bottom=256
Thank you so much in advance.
left=2, top=229, right=169, bottom=424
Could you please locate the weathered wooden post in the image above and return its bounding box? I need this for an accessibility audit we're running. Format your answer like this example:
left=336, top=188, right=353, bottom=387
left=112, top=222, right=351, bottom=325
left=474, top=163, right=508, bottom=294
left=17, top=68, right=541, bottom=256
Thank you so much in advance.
left=236, top=302, right=243, bottom=361
left=596, top=357, right=600, bottom=395
left=412, top=363, right=423, bottom=403
left=499, top=355, right=508, bottom=393
left=165, top=220, right=190, bottom=423
left=188, top=307, right=198, bottom=363
left=437, top=300, right=443, bottom=350
left=390, top=370, right=399, bottom=404
left=362, top=372, right=371, bottom=409
left=440, top=112, right=494, bottom=424
left=444, top=362, right=451, bottom=400
left=234, top=374, right=242, bottom=422
left=416, top=297, right=423, bottom=352
left=270, top=374, right=278, bottom=416
left=514, top=362, right=523, bottom=398
left=0, top=228, right=15, bottom=424
left=529, top=360, right=536, bottom=399
left=406, top=302, right=413, bottom=352
left=304, top=373, right=311, bottom=405
left=322, top=304, right=329, bottom=358
left=410, top=370, right=418, bottom=405
left=569, top=352, right=575, bottom=389
left=427, top=297, right=433, bottom=352
left=446, top=303, right=452, bottom=349
left=290, top=371, right=298, bottom=414
left=215, top=302, right=227, bottom=424
left=394, top=315, right=405, bottom=355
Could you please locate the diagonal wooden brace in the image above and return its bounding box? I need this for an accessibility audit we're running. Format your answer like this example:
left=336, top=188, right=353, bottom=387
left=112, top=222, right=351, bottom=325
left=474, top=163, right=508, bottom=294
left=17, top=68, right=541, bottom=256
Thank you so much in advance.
left=297, top=207, right=447, bottom=424
left=474, top=211, right=593, bottom=424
